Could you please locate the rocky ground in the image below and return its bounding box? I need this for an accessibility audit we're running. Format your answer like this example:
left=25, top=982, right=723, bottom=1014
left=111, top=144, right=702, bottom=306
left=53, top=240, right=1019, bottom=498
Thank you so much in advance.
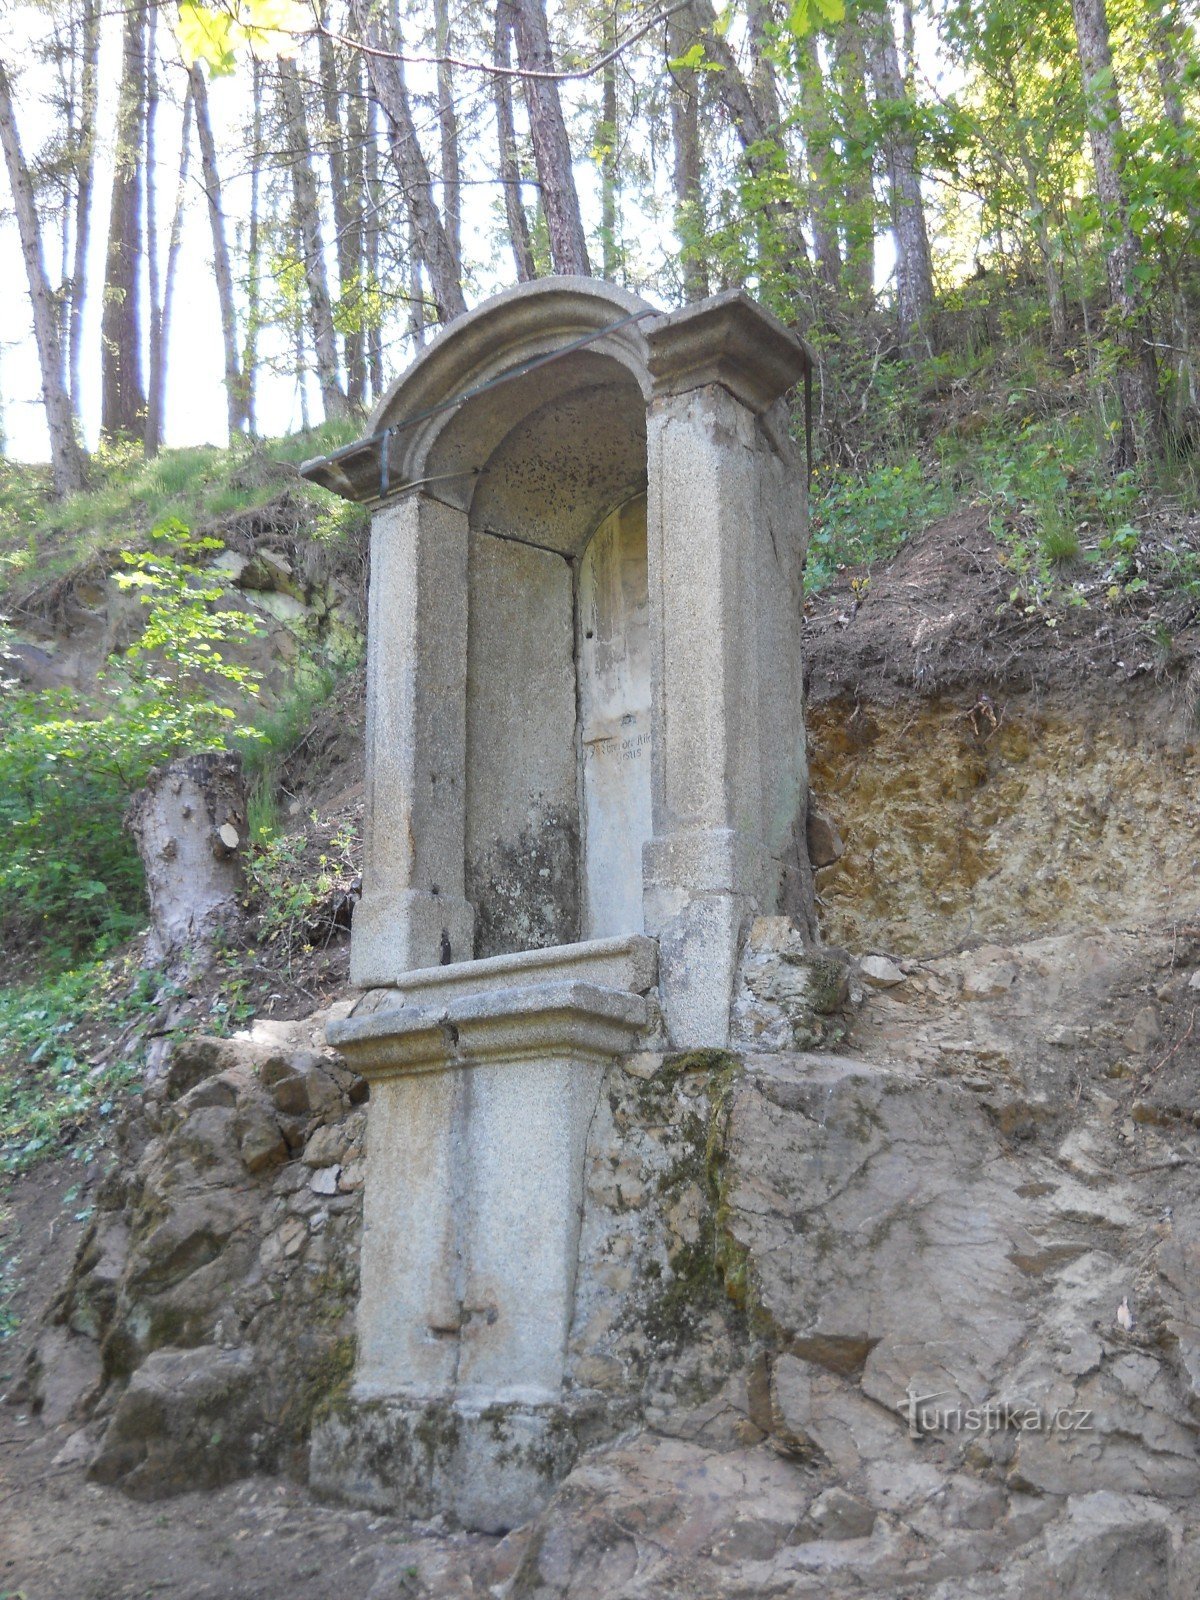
left=4, top=510, right=1200, bottom=1596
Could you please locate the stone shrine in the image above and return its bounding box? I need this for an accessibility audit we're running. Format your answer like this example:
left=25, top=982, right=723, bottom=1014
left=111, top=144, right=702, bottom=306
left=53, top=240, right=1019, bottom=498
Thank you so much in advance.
left=299, top=278, right=812, bottom=1528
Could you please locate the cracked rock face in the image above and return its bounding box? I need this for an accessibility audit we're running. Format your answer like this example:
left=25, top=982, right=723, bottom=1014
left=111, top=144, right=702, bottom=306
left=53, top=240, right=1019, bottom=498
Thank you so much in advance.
left=23, top=922, right=1200, bottom=1595
left=487, top=924, right=1200, bottom=1597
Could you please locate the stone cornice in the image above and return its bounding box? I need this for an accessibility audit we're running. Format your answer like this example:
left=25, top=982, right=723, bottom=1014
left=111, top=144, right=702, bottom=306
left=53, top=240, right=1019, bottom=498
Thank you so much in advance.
left=328, top=980, right=652, bottom=1079
left=644, top=290, right=810, bottom=414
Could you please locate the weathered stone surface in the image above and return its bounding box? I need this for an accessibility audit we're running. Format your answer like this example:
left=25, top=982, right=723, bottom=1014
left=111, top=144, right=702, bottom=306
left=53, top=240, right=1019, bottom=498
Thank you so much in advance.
left=88, top=1347, right=264, bottom=1497
left=29, top=1020, right=361, bottom=1496
left=858, top=953, right=905, bottom=987
left=731, top=916, right=850, bottom=1050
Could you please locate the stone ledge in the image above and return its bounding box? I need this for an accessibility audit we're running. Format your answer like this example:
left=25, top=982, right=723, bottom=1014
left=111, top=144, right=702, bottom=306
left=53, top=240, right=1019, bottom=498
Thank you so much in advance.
left=328, top=978, right=652, bottom=1078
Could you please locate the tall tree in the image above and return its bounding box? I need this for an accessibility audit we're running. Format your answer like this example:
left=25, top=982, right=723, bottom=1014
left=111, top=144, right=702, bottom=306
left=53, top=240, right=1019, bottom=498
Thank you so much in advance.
left=685, top=0, right=811, bottom=272
left=67, top=0, right=99, bottom=421
left=1070, top=0, right=1163, bottom=461
left=101, top=0, right=147, bottom=441
left=191, top=64, right=248, bottom=437
left=279, top=57, right=350, bottom=420
left=243, top=61, right=264, bottom=434
left=349, top=0, right=466, bottom=321
left=0, top=57, right=87, bottom=494
left=494, top=0, right=536, bottom=282
left=510, top=0, right=591, bottom=274
left=144, top=0, right=163, bottom=455
left=433, top=0, right=462, bottom=276
left=833, top=14, right=875, bottom=306
left=666, top=5, right=709, bottom=301
left=866, top=0, right=934, bottom=354
left=157, top=80, right=193, bottom=453
left=799, top=39, right=842, bottom=291
left=598, top=6, right=619, bottom=278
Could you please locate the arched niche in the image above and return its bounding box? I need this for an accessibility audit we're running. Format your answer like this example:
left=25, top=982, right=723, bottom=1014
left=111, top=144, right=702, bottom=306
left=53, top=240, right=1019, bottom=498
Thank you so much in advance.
left=302, top=276, right=813, bottom=1047
left=447, top=350, right=650, bottom=957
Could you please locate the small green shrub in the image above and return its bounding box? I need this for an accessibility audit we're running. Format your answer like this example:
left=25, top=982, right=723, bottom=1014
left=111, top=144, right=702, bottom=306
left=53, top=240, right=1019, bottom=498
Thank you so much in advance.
left=0, top=522, right=263, bottom=964
left=244, top=818, right=358, bottom=962
left=0, top=959, right=162, bottom=1175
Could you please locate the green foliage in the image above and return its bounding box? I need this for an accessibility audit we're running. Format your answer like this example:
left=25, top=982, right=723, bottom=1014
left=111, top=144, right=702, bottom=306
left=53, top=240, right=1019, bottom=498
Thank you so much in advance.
left=0, top=959, right=161, bottom=1176
left=809, top=457, right=954, bottom=590
left=0, top=422, right=360, bottom=600
left=0, top=524, right=264, bottom=964
left=244, top=818, right=358, bottom=961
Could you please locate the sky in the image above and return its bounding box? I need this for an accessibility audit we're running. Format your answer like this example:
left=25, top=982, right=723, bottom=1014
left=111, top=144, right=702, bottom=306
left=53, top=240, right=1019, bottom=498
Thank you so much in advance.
left=0, top=1, right=914, bottom=468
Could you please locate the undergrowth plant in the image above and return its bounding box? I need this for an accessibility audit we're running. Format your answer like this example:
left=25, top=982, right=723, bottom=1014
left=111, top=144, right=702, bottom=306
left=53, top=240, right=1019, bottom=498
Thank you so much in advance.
left=0, top=958, right=164, bottom=1176
left=0, top=522, right=264, bottom=964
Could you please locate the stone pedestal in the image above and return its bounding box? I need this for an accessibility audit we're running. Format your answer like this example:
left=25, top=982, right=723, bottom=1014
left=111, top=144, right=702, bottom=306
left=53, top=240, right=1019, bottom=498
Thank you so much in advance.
left=312, top=937, right=655, bottom=1527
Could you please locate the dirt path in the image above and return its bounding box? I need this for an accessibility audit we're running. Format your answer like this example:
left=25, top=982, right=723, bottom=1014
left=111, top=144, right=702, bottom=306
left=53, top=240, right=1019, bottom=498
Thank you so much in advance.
left=0, top=1415, right=494, bottom=1600
left=0, top=1160, right=496, bottom=1600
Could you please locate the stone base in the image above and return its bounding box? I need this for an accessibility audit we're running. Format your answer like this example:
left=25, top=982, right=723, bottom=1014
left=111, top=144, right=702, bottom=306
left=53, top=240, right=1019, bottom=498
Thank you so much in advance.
left=309, top=1394, right=578, bottom=1533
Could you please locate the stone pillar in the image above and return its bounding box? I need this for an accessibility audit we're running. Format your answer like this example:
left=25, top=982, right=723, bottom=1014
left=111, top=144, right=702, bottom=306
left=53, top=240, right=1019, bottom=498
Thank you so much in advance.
left=643, top=296, right=810, bottom=1047
left=351, top=493, right=475, bottom=986
left=314, top=938, right=654, bottom=1530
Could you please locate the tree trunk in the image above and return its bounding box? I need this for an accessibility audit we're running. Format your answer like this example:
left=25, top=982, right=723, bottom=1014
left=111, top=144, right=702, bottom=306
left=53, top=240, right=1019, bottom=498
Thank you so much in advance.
left=866, top=1, right=934, bottom=355
left=101, top=0, right=147, bottom=442
left=68, top=0, right=99, bottom=422
left=191, top=65, right=247, bottom=437
left=667, top=5, right=708, bottom=301
left=144, top=1, right=163, bottom=456
left=125, top=751, right=248, bottom=973
left=509, top=0, right=591, bottom=275
left=1070, top=0, right=1163, bottom=463
left=292, top=216, right=311, bottom=431
left=0, top=57, right=87, bottom=496
left=279, top=58, right=350, bottom=421
left=599, top=9, right=619, bottom=278
left=834, top=15, right=875, bottom=306
left=344, top=46, right=368, bottom=408
left=799, top=39, right=842, bottom=291
left=349, top=0, right=466, bottom=321
left=365, top=88, right=384, bottom=397
left=494, top=0, right=535, bottom=282
left=433, top=0, right=462, bottom=276
left=685, top=0, right=810, bottom=271
left=159, top=81, right=193, bottom=451
left=244, top=61, right=263, bottom=436
left=318, top=14, right=366, bottom=409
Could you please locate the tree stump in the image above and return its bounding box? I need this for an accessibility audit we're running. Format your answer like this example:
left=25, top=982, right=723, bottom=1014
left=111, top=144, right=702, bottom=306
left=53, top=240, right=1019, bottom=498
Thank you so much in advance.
left=126, top=751, right=248, bottom=971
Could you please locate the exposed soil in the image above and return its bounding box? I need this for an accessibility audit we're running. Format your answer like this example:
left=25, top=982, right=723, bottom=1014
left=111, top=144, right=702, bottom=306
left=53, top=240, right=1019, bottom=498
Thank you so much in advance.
left=804, top=507, right=1200, bottom=712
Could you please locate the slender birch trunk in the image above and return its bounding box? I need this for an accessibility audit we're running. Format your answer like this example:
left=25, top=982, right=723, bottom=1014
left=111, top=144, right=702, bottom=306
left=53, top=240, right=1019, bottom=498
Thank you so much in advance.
left=280, top=57, right=350, bottom=420
left=0, top=58, right=87, bottom=494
